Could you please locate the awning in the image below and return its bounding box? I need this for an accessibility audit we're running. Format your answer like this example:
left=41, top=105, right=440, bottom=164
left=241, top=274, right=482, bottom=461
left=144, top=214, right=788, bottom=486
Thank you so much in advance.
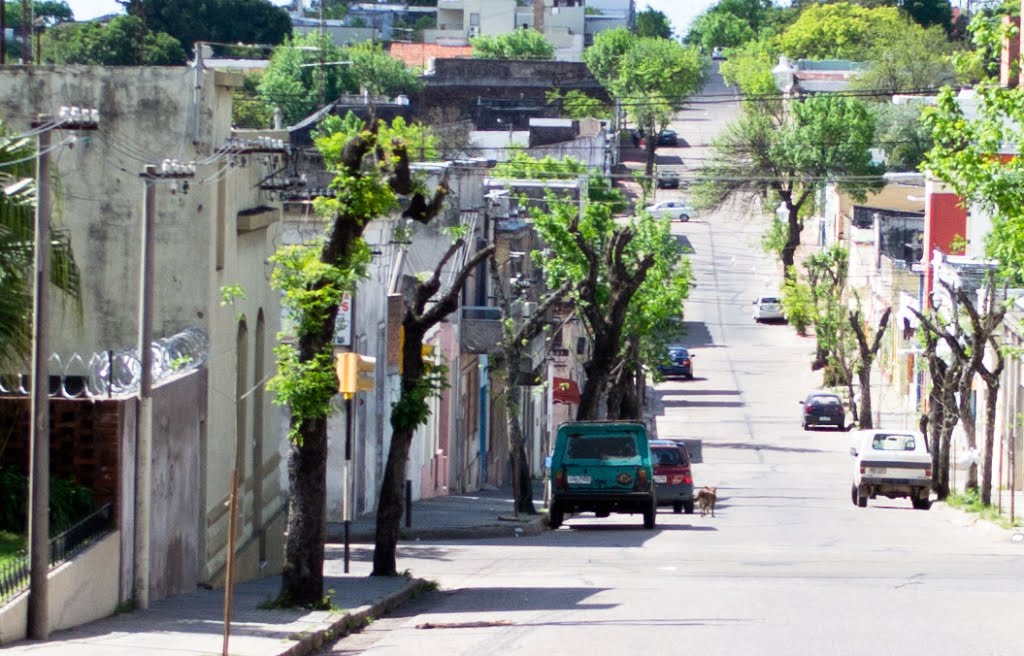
left=552, top=377, right=581, bottom=405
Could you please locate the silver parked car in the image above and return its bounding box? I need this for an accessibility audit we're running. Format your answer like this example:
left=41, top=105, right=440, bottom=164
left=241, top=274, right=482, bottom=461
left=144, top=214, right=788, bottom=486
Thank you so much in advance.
left=645, top=200, right=693, bottom=222
left=752, top=295, right=785, bottom=322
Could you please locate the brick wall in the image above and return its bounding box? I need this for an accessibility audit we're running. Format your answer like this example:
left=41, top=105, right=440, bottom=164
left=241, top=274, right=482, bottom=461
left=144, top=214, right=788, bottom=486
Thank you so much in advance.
left=0, top=397, right=127, bottom=508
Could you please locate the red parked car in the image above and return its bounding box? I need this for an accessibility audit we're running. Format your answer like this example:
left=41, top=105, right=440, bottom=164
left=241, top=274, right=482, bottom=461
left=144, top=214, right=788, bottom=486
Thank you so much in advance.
left=650, top=439, right=695, bottom=514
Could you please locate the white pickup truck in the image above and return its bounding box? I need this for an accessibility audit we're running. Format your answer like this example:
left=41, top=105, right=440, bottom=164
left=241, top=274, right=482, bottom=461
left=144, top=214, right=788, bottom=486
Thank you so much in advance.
left=850, top=430, right=932, bottom=510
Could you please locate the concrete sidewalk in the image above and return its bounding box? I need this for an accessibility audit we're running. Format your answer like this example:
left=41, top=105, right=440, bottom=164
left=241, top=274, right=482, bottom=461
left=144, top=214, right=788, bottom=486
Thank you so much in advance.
left=3, top=485, right=548, bottom=655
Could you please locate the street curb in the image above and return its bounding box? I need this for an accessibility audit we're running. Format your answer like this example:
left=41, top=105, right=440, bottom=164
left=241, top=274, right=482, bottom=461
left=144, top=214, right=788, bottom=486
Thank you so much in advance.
left=329, top=515, right=549, bottom=543
left=277, top=577, right=430, bottom=656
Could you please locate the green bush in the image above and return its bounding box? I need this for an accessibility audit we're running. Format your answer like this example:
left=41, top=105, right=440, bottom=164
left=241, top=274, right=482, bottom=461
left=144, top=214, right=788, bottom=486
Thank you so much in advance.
left=781, top=272, right=814, bottom=335
left=0, top=467, right=97, bottom=534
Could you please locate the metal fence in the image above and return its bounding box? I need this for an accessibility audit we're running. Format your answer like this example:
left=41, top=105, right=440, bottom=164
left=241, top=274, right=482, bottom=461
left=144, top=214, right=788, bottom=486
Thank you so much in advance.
left=0, top=326, right=208, bottom=400
left=0, top=503, right=114, bottom=605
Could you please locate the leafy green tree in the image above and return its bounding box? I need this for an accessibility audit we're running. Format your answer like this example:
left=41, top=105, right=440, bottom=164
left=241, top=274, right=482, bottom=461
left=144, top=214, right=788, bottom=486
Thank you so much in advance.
left=780, top=268, right=813, bottom=335
left=585, top=32, right=706, bottom=178
left=775, top=2, right=905, bottom=60
left=545, top=89, right=612, bottom=119
left=471, top=28, right=554, bottom=60
left=124, top=0, right=291, bottom=52
left=635, top=7, right=672, bottom=39
left=698, top=94, right=883, bottom=277
left=498, top=153, right=690, bottom=421
left=872, top=102, right=933, bottom=172
left=921, top=83, right=1024, bottom=282
left=718, top=38, right=779, bottom=96
left=686, top=11, right=755, bottom=52
left=43, top=15, right=185, bottom=65
left=951, top=5, right=1015, bottom=85
left=258, top=34, right=420, bottom=126
left=233, top=73, right=275, bottom=129
left=0, top=120, right=81, bottom=370
left=269, top=113, right=451, bottom=603
left=851, top=22, right=958, bottom=95
left=901, top=0, right=954, bottom=31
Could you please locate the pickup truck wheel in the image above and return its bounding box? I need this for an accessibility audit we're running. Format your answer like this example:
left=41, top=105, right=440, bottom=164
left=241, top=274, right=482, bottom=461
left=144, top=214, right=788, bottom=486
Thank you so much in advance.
left=912, top=497, right=932, bottom=510
left=857, top=489, right=868, bottom=508
left=548, top=504, right=563, bottom=529
left=850, top=484, right=858, bottom=506
left=643, top=499, right=657, bottom=529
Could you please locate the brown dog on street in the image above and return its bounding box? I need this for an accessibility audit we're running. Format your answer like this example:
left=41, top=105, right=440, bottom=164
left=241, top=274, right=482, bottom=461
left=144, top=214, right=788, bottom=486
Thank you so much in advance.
left=696, top=486, right=717, bottom=517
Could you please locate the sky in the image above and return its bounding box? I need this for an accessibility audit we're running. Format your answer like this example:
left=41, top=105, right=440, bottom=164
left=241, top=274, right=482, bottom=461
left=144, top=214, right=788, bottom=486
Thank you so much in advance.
left=66, top=1, right=711, bottom=31
left=65, top=1, right=718, bottom=36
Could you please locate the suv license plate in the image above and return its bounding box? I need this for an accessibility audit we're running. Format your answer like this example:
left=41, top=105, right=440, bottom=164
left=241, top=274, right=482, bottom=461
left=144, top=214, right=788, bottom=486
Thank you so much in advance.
left=653, top=475, right=667, bottom=483
left=568, top=475, right=591, bottom=485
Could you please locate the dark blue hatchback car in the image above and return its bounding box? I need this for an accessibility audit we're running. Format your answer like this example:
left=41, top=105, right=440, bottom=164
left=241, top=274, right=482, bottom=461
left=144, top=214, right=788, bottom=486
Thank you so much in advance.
left=657, top=346, right=693, bottom=380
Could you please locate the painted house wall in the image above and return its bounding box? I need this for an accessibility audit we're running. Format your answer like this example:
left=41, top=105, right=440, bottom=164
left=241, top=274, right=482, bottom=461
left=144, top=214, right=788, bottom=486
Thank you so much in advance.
left=0, top=66, right=285, bottom=588
left=923, top=179, right=967, bottom=304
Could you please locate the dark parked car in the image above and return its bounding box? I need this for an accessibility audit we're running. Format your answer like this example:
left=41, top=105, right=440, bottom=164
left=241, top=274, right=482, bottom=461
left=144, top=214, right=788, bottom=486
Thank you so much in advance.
left=657, top=346, right=693, bottom=380
left=650, top=439, right=694, bottom=514
left=800, top=391, right=847, bottom=430
left=657, top=129, right=678, bottom=146
left=656, top=169, right=680, bottom=189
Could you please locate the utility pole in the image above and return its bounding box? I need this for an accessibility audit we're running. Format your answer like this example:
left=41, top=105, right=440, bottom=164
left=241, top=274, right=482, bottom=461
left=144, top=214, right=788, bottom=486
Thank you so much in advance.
left=19, top=0, right=29, bottom=63
left=27, top=117, right=52, bottom=642
left=27, top=107, right=99, bottom=641
left=2, top=0, right=7, bottom=65
left=135, top=160, right=196, bottom=610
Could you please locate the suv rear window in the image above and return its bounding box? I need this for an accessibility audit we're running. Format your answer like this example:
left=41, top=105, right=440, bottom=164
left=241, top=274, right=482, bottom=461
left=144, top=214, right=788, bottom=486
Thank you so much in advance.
left=809, top=395, right=841, bottom=405
left=567, top=435, right=637, bottom=459
left=652, top=447, right=687, bottom=466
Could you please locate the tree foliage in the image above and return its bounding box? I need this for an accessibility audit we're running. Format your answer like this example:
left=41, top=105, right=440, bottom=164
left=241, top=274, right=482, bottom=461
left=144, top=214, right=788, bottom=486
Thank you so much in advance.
left=0, top=119, right=81, bottom=370
left=635, top=8, right=673, bottom=40
left=124, top=0, right=292, bottom=52
left=849, top=22, right=958, bottom=95
left=921, top=83, right=1024, bottom=282
left=775, top=3, right=905, bottom=60
left=718, top=38, right=778, bottom=96
left=258, top=34, right=421, bottom=126
left=698, top=94, right=883, bottom=276
left=871, top=102, right=933, bottom=172
left=471, top=28, right=554, bottom=60
left=585, top=30, right=706, bottom=177
left=498, top=154, right=690, bottom=419
left=546, top=89, right=612, bottom=120
left=43, top=15, right=186, bottom=65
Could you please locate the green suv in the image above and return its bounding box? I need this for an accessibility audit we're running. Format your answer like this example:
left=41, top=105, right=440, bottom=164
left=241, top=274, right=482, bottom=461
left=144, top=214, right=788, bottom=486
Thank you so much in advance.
left=547, top=421, right=657, bottom=529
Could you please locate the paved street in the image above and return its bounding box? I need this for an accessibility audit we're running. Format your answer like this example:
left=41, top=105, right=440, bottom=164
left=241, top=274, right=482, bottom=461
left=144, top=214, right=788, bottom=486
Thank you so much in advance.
left=320, top=66, right=1024, bottom=656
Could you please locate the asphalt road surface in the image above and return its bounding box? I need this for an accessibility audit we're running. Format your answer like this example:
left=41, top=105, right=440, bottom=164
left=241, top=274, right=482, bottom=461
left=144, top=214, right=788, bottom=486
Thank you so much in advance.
left=323, top=64, right=1024, bottom=656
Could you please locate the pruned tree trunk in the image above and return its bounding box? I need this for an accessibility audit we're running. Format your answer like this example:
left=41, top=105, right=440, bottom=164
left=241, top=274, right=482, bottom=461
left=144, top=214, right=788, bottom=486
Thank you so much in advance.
left=850, top=307, right=891, bottom=430
left=981, top=380, right=1000, bottom=505
left=280, top=416, right=328, bottom=605
left=373, top=243, right=495, bottom=576
left=488, top=259, right=571, bottom=515
left=957, top=372, right=979, bottom=492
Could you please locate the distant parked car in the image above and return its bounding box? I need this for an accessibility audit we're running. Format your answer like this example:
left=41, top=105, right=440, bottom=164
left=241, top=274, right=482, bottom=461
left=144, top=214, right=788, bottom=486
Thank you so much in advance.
left=657, top=129, right=678, bottom=146
left=645, top=200, right=693, bottom=222
left=799, top=391, right=846, bottom=430
left=656, top=169, right=680, bottom=189
left=657, top=346, right=694, bottom=380
left=650, top=439, right=695, bottom=514
left=752, top=295, right=785, bottom=322
left=711, top=47, right=727, bottom=61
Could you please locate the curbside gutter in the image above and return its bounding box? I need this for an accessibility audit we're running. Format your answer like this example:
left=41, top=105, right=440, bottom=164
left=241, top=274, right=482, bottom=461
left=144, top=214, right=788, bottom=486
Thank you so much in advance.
left=277, top=578, right=431, bottom=656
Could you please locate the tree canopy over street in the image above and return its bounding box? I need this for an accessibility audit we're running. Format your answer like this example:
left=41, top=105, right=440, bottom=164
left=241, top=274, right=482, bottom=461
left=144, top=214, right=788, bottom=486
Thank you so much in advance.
left=123, top=0, right=291, bottom=52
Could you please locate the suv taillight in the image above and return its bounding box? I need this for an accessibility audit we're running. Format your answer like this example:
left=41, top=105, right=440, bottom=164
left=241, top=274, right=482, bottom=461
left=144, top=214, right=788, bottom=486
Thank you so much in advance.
left=554, top=469, right=566, bottom=491
left=637, top=467, right=648, bottom=488
left=683, top=473, right=692, bottom=485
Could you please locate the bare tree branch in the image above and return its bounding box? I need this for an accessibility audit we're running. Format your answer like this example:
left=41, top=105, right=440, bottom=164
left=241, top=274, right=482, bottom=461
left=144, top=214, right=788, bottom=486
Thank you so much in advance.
left=417, top=245, right=497, bottom=328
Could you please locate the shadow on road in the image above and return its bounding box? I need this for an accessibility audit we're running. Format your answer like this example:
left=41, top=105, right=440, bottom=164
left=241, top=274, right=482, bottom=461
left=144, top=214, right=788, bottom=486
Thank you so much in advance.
left=661, top=399, right=746, bottom=409
left=704, top=442, right=825, bottom=454
left=659, top=389, right=741, bottom=396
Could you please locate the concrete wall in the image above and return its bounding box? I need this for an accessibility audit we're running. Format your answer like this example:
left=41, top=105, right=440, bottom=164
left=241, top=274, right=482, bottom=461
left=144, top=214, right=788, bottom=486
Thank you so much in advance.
left=0, top=531, right=121, bottom=645
left=0, top=65, right=285, bottom=589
